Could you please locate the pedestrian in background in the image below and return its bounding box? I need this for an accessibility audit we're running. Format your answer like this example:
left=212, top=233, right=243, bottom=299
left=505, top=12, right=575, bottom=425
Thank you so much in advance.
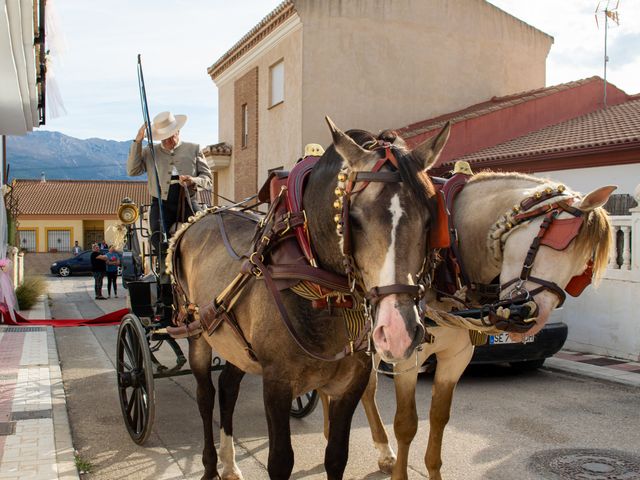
left=105, top=245, right=121, bottom=298
left=90, top=244, right=107, bottom=300
left=72, top=241, right=82, bottom=256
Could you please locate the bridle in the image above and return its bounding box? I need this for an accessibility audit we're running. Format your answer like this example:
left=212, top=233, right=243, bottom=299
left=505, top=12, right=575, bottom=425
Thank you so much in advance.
left=489, top=185, right=593, bottom=308
left=333, top=143, right=428, bottom=321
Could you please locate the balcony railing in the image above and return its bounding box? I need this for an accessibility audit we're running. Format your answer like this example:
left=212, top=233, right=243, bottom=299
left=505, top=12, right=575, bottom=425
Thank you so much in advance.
left=604, top=208, right=639, bottom=282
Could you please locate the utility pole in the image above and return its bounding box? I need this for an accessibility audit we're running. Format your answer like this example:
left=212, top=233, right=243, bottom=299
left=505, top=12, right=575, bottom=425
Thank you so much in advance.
left=595, top=1, right=621, bottom=107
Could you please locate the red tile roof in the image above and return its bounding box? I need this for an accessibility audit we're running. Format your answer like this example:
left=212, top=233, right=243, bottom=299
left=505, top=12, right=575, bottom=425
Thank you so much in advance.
left=453, top=98, right=640, bottom=167
left=12, top=179, right=217, bottom=216
left=12, top=180, right=150, bottom=216
left=398, top=77, right=615, bottom=138
left=207, top=1, right=295, bottom=80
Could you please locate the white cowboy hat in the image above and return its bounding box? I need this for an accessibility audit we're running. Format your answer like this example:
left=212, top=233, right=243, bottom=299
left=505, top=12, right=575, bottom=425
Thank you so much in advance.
left=151, top=111, right=187, bottom=141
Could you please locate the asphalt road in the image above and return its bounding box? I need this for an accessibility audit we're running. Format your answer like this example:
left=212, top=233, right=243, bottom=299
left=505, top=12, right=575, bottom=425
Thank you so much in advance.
left=55, top=321, right=640, bottom=480
left=49, top=277, right=640, bottom=479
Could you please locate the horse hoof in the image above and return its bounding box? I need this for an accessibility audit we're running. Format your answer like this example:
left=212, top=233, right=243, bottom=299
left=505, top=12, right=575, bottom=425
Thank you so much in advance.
left=378, top=456, right=396, bottom=474
left=221, top=469, right=244, bottom=480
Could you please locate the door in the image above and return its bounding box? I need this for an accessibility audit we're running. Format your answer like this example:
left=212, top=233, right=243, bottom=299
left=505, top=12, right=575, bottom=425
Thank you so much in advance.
left=84, top=229, right=103, bottom=249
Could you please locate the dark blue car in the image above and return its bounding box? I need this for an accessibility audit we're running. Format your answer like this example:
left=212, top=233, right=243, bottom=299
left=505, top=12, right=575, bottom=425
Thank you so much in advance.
left=50, top=250, right=121, bottom=277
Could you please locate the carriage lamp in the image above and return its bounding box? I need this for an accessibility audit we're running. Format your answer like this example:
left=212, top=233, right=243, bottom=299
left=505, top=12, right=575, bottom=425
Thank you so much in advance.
left=118, top=197, right=139, bottom=225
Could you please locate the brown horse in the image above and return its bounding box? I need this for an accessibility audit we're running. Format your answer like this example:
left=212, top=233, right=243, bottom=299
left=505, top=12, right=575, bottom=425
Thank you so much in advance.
left=168, top=119, right=450, bottom=479
left=359, top=171, right=615, bottom=479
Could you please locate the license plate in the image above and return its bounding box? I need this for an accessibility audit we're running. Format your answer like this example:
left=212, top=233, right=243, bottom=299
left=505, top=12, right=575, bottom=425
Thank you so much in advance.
left=489, top=333, right=534, bottom=345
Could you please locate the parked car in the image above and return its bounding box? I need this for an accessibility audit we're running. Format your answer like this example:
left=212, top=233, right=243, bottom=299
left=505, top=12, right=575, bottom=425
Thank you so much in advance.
left=50, top=250, right=122, bottom=277
left=380, top=312, right=567, bottom=374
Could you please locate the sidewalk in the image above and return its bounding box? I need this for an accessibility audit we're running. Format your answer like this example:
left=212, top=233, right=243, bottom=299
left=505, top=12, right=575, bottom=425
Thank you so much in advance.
left=0, top=277, right=124, bottom=480
left=0, top=278, right=638, bottom=479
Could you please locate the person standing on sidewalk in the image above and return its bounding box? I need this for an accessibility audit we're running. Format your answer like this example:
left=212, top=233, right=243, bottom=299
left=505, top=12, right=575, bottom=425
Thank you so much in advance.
left=90, top=244, right=107, bottom=300
left=105, top=245, right=121, bottom=298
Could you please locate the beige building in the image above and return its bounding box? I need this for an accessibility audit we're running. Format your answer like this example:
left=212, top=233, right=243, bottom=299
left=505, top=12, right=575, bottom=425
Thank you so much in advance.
left=11, top=180, right=149, bottom=253
left=207, top=0, right=553, bottom=201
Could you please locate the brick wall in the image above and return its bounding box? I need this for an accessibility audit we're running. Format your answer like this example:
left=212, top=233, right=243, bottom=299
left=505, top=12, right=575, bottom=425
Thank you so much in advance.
left=234, top=67, right=259, bottom=200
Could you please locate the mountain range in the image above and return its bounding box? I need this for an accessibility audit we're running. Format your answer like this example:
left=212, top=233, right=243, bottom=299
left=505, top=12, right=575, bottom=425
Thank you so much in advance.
left=6, top=131, right=144, bottom=181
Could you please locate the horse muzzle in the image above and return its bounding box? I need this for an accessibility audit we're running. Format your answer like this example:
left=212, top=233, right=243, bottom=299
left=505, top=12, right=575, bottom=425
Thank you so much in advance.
left=371, top=294, right=425, bottom=363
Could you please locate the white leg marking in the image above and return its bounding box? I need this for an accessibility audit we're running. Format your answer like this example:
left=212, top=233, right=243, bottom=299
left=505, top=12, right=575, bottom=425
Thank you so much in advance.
left=375, top=441, right=397, bottom=473
left=378, top=194, right=404, bottom=286
left=220, top=429, right=243, bottom=480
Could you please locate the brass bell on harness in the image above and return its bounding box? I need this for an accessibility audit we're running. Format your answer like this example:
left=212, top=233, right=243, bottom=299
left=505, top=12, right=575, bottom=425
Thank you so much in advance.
left=335, top=187, right=345, bottom=197
left=334, top=214, right=342, bottom=224
left=557, top=184, right=566, bottom=192
left=512, top=205, right=520, bottom=213
left=333, top=199, right=342, bottom=209
left=505, top=222, right=513, bottom=230
left=534, top=192, right=542, bottom=199
left=545, top=187, right=553, bottom=194
left=337, top=172, right=348, bottom=183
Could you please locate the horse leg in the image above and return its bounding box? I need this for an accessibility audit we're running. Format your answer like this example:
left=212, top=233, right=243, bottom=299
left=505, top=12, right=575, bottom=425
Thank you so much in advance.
left=390, top=367, right=419, bottom=480
left=324, top=372, right=370, bottom=480
left=218, top=362, right=246, bottom=480
left=189, top=335, right=219, bottom=480
left=424, top=346, right=473, bottom=480
left=319, top=391, right=330, bottom=440
left=263, top=378, right=294, bottom=480
left=360, top=365, right=396, bottom=473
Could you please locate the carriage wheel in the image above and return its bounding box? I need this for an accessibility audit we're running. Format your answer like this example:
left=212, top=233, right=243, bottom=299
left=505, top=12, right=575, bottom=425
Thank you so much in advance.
left=116, top=313, right=155, bottom=445
left=290, top=390, right=319, bottom=418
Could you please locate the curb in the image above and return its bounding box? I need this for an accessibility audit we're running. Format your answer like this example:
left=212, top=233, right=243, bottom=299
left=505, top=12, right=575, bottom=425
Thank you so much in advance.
left=546, top=356, right=640, bottom=389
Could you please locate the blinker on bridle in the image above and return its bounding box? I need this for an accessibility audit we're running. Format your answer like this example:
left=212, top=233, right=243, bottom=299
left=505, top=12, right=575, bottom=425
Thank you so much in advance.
left=333, top=143, right=427, bottom=317
left=495, top=185, right=592, bottom=308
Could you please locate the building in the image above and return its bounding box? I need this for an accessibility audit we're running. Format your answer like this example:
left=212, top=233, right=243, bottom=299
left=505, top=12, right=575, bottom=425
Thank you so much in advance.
left=396, top=76, right=640, bottom=361
left=0, top=0, right=46, bottom=137
left=398, top=76, right=638, bottom=197
left=12, top=180, right=149, bottom=253
left=208, top=0, right=553, bottom=202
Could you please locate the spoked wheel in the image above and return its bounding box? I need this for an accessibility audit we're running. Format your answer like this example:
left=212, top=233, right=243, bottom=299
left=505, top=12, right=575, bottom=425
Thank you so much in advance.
left=290, top=390, right=319, bottom=418
left=116, top=313, right=155, bottom=444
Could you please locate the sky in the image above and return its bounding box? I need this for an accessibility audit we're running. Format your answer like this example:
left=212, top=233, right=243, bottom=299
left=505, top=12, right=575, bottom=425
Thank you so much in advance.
left=41, top=0, right=640, bottom=147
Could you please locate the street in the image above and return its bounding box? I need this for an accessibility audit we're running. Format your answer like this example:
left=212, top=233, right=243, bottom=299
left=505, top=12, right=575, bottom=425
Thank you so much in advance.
left=52, top=279, right=640, bottom=479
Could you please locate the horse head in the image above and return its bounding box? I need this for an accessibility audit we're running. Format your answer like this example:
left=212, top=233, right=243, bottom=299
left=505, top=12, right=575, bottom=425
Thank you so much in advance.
left=305, top=118, right=450, bottom=363
left=456, top=174, right=615, bottom=340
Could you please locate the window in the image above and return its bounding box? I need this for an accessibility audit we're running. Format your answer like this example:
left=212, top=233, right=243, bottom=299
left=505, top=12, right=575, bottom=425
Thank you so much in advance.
left=18, top=229, right=37, bottom=252
left=241, top=103, right=249, bottom=148
left=269, top=60, right=284, bottom=107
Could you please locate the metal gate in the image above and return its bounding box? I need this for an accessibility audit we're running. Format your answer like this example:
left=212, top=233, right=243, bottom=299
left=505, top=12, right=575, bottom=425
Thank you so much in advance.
left=18, top=230, right=37, bottom=252
left=47, top=230, right=71, bottom=252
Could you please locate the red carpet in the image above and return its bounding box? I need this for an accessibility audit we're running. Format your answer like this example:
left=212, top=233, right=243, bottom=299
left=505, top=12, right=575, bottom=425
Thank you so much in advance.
left=0, top=303, right=128, bottom=327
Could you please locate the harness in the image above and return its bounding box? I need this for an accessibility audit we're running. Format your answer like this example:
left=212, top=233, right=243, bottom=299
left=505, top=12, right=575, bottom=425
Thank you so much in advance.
left=168, top=144, right=431, bottom=362
left=431, top=174, right=593, bottom=332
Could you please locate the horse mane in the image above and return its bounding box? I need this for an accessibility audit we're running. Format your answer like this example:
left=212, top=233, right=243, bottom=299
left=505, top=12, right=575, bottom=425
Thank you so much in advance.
left=468, top=169, right=612, bottom=284
left=576, top=206, right=612, bottom=285
left=467, top=170, right=547, bottom=185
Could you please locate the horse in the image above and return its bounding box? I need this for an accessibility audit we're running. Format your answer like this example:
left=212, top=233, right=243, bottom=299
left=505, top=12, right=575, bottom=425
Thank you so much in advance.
left=358, top=170, right=615, bottom=480
left=167, top=119, right=451, bottom=479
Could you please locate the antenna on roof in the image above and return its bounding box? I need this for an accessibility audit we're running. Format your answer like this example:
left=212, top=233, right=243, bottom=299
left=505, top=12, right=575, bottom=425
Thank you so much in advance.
left=595, top=0, right=621, bottom=107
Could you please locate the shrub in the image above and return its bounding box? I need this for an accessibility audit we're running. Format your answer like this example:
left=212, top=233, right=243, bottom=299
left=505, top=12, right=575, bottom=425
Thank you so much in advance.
left=15, top=276, right=47, bottom=311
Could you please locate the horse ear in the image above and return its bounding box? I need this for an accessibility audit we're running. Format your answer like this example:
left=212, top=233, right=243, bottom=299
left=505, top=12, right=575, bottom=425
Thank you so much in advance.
left=575, top=185, right=617, bottom=211
left=411, top=121, right=451, bottom=171
left=325, top=116, right=369, bottom=168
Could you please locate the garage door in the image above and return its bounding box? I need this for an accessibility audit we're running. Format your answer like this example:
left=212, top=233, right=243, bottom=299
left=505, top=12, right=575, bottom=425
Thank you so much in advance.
left=47, top=230, right=71, bottom=252
left=18, top=230, right=37, bottom=252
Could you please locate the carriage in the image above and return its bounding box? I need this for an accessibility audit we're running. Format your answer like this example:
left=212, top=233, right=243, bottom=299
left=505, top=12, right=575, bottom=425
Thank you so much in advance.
left=113, top=198, right=319, bottom=445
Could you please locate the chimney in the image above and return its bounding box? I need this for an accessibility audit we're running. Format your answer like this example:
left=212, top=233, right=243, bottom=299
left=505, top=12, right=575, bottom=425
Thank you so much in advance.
left=40, top=171, right=46, bottom=183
